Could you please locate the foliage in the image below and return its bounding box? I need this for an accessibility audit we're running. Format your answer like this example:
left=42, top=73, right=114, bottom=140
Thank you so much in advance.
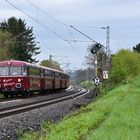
left=80, top=80, right=94, bottom=89
left=21, top=76, right=140, bottom=140
left=133, top=43, right=140, bottom=53
left=0, top=31, right=12, bottom=60
left=0, top=17, right=40, bottom=63
left=40, top=59, right=62, bottom=71
left=110, top=49, right=140, bottom=84
left=75, top=68, right=93, bottom=84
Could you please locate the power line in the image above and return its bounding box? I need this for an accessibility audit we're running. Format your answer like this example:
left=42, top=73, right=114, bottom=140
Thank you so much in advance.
left=67, top=42, right=84, bottom=62
left=26, top=0, right=85, bottom=47
left=65, top=39, right=92, bottom=43
left=4, top=0, right=85, bottom=62
left=70, top=25, right=98, bottom=43
left=73, top=25, right=107, bottom=29
left=26, top=0, right=81, bottom=46
left=5, top=0, right=66, bottom=41
left=26, top=0, right=68, bottom=27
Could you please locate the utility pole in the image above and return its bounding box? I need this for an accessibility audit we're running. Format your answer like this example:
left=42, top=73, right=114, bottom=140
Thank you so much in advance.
left=106, top=26, right=110, bottom=71
left=48, top=55, right=53, bottom=67
left=100, top=26, right=110, bottom=79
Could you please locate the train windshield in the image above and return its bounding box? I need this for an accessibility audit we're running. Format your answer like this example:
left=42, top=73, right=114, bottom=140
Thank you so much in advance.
left=0, top=66, right=27, bottom=76
left=10, top=67, right=22, bottom=76
left=0, top=67, right=9, bottom=76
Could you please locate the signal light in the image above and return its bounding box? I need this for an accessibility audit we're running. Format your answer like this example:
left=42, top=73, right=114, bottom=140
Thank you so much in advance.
left=91, top=43, right=102, bottom=54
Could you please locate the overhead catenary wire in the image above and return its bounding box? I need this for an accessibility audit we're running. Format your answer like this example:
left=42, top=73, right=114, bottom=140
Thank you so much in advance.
left=25, top=0, right=96, bottom=45
left=26, top=0, right=68, bottom=27
left=26, top=0, right=82, bottom=45
left=70, top=25, right=98, bottom=43
left=5, top=0, right=66, bottom=41
left=4, top=0, right=85, bottom=63
left=72, top=25, right=107, bottom=29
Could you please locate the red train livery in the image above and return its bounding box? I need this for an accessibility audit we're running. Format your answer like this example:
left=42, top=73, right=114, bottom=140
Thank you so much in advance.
left=0, top=60, right=69, bottom=98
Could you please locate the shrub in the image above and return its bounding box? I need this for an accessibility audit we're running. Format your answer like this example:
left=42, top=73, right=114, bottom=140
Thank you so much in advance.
left=80, top=80, right=94, bottom=89
left=110, top=49, right=140, bottom=84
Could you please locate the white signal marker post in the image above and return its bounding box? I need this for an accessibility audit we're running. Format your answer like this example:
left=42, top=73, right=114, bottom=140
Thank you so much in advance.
left=103, top=71, right=108, bottom=79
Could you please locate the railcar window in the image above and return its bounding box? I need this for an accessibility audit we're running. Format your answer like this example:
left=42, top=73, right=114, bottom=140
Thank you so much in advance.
left=55, top=72, right=60, bottom=78
left=0, top=67, right=9, bottom=76
left=29, top=66, right=40, bottom=76
left=45, top=70, right=53, bottom=78
left=10, top=67, right=22, bottom=76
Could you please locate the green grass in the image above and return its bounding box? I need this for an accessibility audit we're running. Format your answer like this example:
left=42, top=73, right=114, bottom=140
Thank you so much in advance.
left=86, top=89, right=140, bottom=140
left=21, top=76, right=140, bottom=140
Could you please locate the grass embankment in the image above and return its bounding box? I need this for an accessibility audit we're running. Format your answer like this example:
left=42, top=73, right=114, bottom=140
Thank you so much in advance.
left=22, top=77, right=140, bottom=140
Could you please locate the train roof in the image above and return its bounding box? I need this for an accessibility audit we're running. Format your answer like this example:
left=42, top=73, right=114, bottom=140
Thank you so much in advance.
left=0, top=60, right=37, bottom=67
left=39, top=65, right=67, bottom=75
left=0, top=60, right=68, bottom=75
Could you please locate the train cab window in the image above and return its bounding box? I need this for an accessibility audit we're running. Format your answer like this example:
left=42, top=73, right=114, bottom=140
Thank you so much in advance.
left=21, top=67, right=27, bottom=75
left=10, top=67, right=22, bottom=76
left=0, top=67, right=9, bottom=76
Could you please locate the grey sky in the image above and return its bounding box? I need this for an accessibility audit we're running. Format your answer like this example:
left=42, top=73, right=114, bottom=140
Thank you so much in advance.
left=0, top=0, right=140, bottom=70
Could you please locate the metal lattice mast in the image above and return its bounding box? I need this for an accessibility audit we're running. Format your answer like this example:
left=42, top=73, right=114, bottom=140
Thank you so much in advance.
left=106, top=26, right=110, bottom=70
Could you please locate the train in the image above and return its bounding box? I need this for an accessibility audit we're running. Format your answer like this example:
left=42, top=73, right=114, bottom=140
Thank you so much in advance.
left=0, top=60, right=69, bottom=98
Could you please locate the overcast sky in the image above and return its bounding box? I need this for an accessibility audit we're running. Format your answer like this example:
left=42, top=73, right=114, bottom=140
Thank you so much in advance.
left=0, top=0, right=140, bottom=71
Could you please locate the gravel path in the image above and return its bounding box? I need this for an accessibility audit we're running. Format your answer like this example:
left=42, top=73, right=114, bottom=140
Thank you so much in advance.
left=0, top=90, right=95, bottom=140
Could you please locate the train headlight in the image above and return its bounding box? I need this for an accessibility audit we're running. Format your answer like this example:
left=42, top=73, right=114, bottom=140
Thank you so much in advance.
left=18, top=78, right=21, bottom=82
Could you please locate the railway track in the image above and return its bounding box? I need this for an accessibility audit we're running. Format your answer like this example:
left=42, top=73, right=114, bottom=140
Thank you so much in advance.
left=0, top=86, right=73, bottom=103
left=0, top=88, right=89, bottom=119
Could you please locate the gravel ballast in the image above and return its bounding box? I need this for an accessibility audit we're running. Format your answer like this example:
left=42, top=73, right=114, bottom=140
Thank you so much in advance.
left=0, top=90, right=95, bottom=140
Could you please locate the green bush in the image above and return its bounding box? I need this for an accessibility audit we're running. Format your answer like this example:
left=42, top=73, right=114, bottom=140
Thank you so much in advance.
left=110, top=49, right=140, bottom=84
left=80, top=80, right=94, bottom=89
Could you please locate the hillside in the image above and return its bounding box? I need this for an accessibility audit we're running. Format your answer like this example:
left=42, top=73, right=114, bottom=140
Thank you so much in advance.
left=22, top=76, right=140, bottom=140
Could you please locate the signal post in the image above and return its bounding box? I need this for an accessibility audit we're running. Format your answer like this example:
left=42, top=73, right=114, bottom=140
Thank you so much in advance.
left=90, top=43, right=102, bottom=96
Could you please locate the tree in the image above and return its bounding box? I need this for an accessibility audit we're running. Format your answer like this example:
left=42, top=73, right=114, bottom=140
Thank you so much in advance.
left=40, top=59, right=62, bottom=71
left=133, top=43, right=140, bottom=53
left=0, top=31, right=12, bottom=60
left=0, top=17, right=40, bottom=63
left=74, top=68, right=94, bottom=84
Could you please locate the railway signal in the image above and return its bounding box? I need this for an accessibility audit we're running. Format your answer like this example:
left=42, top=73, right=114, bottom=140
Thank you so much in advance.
left=94, top=77, right=100, bottom=85
left=91, top=43, right=102, bottom=54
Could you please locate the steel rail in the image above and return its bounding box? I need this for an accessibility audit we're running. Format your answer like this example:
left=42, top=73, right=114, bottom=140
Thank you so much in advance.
left=0, top=88, right=88, bottom=119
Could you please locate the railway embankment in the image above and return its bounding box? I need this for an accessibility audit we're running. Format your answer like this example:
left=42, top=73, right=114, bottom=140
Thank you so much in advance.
left=22, top=76, right=140, bottom=140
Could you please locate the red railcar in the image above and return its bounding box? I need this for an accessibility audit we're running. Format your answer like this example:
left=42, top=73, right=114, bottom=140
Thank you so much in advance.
left=0, top=60, right=69, bottom=98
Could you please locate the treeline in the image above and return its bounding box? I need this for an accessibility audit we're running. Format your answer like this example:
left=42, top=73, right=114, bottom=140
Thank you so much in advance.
left=73, top=46, right=140, bottom=87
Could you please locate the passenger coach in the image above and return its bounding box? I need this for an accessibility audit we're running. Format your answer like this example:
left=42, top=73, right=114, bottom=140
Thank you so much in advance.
left=0, top=60, right=69, bottom=98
